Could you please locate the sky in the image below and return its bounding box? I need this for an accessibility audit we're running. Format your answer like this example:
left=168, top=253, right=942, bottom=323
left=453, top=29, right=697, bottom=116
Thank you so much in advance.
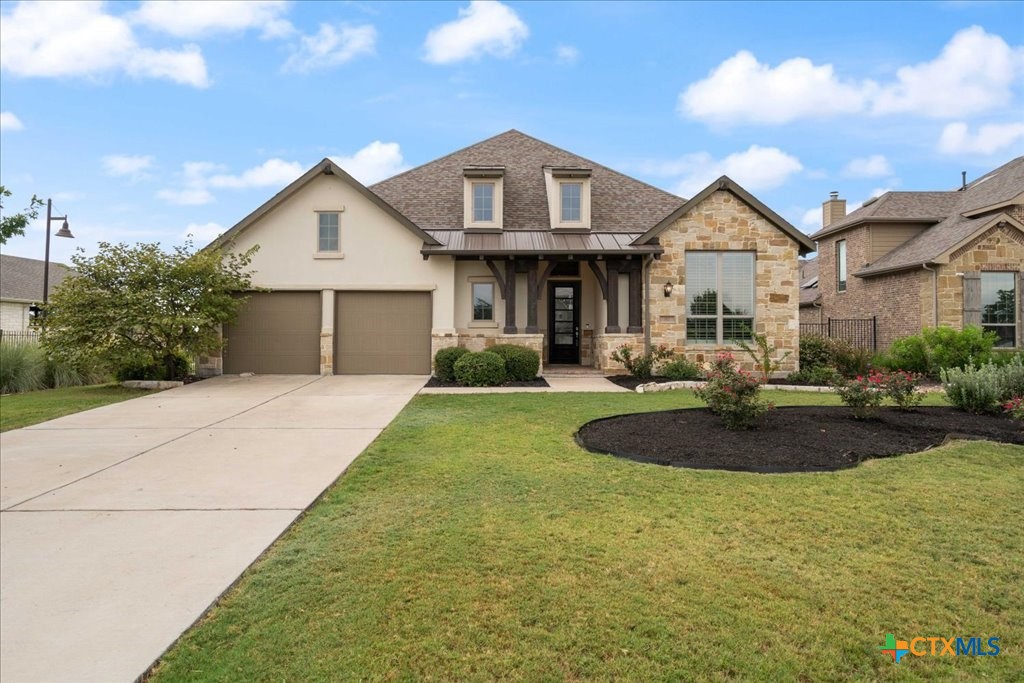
left=1, top=0, right=1022, bottom=266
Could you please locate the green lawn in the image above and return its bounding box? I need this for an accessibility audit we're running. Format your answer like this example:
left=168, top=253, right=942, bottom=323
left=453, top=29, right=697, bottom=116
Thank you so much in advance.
left=0, top=383, right=148, bottom=432
left=152, top=390, right=1022, bottom=681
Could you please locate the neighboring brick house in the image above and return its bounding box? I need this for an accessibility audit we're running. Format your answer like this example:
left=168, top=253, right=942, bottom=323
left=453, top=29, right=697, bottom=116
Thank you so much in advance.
left=207, top=130, right=814, bottom=376
left=0, top=254, right=73, bottom=334
left=798, top=256, right=821, bottom=326
left=810, top=157, right=1023, bottom=349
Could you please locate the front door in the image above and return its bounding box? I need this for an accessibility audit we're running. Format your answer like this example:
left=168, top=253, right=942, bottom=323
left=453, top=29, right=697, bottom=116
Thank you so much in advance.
left=549, top=282, right=580, bottom=364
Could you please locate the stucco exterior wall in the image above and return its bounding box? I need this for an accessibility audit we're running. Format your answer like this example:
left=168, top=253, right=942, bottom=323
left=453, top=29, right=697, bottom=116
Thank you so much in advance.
left=1, top=301, right=32, bottom=333
left=643, top=189, right=801, bottom=375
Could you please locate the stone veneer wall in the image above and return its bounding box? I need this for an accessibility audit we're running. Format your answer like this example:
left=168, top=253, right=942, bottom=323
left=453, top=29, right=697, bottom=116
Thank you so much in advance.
left=928, top=224, right=1024, bottom=336
left=593, top=333, right=644, bottom=372
left=637, top=189, right=801, bottom=375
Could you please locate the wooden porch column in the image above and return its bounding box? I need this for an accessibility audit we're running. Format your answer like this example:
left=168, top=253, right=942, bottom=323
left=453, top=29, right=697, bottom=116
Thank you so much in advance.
left=504, top=258, right=517, bottom=334
left=627, top=262, right=642, bottom=333
left=605, top=260, right=620, bottom=333
left=525, top=260, right=539, bottom=333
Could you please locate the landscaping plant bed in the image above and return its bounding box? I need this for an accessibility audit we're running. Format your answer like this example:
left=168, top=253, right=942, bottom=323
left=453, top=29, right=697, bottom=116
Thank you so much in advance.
left=577, top=406, right=1023, bottom=473
left=424, top=376, right=549, bottom=388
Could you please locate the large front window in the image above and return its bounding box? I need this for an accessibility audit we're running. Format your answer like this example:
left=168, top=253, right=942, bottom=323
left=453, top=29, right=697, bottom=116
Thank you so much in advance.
left=685, top=251, right=755, bottom=344
left=836, top=239, right=847, bottom=292
left=981, top=271, right=1017, bottom=347
left=560, top=182, right=582, bottom=222
left=472, top=282, right=494, bottom=321
left=472, top=182, right=494, bottom=223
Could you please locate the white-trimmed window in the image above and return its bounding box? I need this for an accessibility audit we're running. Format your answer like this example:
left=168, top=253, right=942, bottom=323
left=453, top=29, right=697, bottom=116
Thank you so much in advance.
left=473, top=182, right=494, bottom=223
left=318, top=212, right=339, bottom=252
left=685, top=251, right=755, bottom=344
left=981, top=271, right=1017, bottom=348
left=560, top=182, right=582, bottom=222
left=472, top=282, right=495, bottom=322
left=836, top=239, right=847, bottom=292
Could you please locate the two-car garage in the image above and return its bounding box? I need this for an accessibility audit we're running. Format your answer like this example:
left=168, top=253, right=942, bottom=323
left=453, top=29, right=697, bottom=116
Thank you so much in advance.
left=223, top=291, right=432, bottom=375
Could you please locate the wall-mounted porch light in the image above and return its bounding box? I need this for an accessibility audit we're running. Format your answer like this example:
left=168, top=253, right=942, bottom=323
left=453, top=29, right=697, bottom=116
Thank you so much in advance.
left=663, top=282, right=674, bottom=297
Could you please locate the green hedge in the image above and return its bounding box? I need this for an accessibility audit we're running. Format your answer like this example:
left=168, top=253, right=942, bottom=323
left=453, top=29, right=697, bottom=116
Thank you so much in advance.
left=433, top=347, right=469, bottom=382
left=453, top=351, right=506, bottom=387
left=488, top=344, right=540, bottom=381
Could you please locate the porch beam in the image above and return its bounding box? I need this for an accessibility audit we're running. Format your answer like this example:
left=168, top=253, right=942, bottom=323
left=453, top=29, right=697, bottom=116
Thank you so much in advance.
left=627, top=262, right=643, bottom=333
left=606, top=259, right=620, bottom=333
left=525, top=260, right=539, bottom=333
left=485, top=259, right=507, bottom=296
left=587, top=260, right=608, bottom=299
left=536, top=260, right=557, bottom=294
left=504, top=258, right=517, bottom=334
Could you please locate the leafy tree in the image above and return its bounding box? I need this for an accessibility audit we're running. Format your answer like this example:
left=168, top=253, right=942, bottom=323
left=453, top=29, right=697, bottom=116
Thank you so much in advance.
left=0, top=185, right=44, bottom=244
left=41, top=241, right=258, bottom=380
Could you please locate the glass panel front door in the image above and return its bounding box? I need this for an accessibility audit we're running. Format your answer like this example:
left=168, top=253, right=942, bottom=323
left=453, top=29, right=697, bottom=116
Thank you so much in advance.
left=549, top=282, right=580, bottom=364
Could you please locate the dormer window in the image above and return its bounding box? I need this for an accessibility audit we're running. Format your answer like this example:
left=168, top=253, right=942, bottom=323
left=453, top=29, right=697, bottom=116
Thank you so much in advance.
left=545, top=167, right=591, bottom=230
left=561, top=182, right=582, bottom=222
left=464, top=166, right=504, bottom=231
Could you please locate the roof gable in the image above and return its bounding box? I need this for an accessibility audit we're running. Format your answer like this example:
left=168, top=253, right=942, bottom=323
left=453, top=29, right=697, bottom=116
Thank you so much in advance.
left=634, top=176, right=816, bottom=254
left=370, top=130, right=686, bottom=233
left=208, top=159, right=440, bottom=250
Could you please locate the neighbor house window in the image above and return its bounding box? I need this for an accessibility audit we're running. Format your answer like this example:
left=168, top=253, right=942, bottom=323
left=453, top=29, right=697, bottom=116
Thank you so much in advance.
left=472, top=183, right=494, bottom=223
left=981, top=271, right=1017, bottom=347
left=472, top=282, right=494, bottom=322
left=836, top=240, right=847, bottom=292
left=685, top=251, right=755, bottom=344
left=318, top=212, right=339, bottom=252
left=560, top=182, right=582, bottom=222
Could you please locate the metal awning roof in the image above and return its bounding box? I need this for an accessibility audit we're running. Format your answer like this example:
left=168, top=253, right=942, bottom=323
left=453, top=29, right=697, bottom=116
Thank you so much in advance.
left=421, top=230, right=662, bottom=256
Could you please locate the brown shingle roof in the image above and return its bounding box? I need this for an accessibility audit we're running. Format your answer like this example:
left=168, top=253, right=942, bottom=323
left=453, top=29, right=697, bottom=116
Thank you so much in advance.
left=371, top=130, right=686, bottom=234
left=855, top=156, right=1024, bottom=276
left=811, top=191, right=959, bottom=239
left=0, top=254, right=73, bottom=302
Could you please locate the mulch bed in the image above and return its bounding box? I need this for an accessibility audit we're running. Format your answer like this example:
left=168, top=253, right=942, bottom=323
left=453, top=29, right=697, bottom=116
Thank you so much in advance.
left=576, top=406, right=1023, bottom=473
left=424, top=376, right=550, bottom=388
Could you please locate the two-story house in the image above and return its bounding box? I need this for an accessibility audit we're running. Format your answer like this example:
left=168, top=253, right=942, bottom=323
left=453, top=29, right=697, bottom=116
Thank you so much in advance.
left=810, top=157, right=1023, bottom=350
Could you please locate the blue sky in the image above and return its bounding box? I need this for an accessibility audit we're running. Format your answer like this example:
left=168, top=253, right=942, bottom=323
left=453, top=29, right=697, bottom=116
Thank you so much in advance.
left=1, top=0, right=1022, bottom=265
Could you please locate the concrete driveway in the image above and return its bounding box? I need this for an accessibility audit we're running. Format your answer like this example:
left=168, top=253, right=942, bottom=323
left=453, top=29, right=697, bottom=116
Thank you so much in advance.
left=0, top=374, right=425, bottom=683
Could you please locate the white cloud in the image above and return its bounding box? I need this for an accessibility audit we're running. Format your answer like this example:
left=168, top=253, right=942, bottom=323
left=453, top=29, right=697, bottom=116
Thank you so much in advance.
left=423, top=1, right=528, bottom=65
left=647, top=146, right=804, bottom=197
left=282, top=23, right=377, bottom=73
left=0, top=1, right=209, bottom=87
left=132, top=1, right=293, bottom=39
left=157, top=187, right=214, bottom=205
left=182, top=221, right=226, bottom=242
left=0, top=111, right=24, bottom=131
left=842, top=154, right=893, bottom=178
left=208, top=158, right=304, bottom=189
left=678, top=26, right=1022, bottom=125
left=555, top=44, right=579, bottom=65
left=938, top=121, right=1024, bottom=155
left=871, top=26, right=1024, bottom=117
left=102, top=154, right=154, bottom=178
left=330, top=141, right=408, bottom=184
left=157, top=161, right=221, bottom=205
left=801, top=208, right=821, bottom=231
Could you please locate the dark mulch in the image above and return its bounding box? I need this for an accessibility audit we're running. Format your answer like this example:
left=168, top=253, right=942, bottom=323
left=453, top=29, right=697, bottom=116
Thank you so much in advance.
left=606, top=375, right=671, bottom=390
left=425, top=376, right=549, bottom=388
left=576, top=406, right=1023, bottom=473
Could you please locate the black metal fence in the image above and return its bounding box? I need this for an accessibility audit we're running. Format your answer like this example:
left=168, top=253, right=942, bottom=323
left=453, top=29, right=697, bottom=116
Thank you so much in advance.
left=800, top=317, right=877, bottom=351
left=0, top=329, right=41, bottom=344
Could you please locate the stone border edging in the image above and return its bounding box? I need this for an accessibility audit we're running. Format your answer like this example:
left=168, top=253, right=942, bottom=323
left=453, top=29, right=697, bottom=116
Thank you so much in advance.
left=120, top=380, right=183, bottom=390
left=636, top=380, right=835, bottom=394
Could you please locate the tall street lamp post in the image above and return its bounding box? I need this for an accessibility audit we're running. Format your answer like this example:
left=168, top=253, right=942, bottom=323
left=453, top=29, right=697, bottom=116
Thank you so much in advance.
left=43, top=198, right=74, bottom=304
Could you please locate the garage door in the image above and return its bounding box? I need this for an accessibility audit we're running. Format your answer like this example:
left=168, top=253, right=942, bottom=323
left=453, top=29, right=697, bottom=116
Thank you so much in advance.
left=335, top=292, right=431, bottom=374
left=223, top=292, right=320, bottom=374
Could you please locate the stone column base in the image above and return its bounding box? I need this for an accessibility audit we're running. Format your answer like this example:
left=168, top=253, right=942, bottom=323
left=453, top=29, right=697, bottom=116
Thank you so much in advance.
left=593, top=333, right=645, bottom=372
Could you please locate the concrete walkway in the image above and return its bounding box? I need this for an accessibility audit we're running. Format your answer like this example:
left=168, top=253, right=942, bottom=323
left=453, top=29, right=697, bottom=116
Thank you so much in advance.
left=0, top=374, right=426, bottom=683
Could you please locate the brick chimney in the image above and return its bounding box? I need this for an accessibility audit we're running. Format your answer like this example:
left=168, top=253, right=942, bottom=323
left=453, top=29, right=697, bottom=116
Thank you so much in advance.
left=822, top=191, right=846, bottom=228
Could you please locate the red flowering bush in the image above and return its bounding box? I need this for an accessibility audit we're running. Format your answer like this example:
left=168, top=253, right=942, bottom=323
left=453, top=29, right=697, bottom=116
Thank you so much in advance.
left=695, top=353, right=773, bottom=429
left=833, top=370, right=886, bottom=419
left=883, top=369, right=923, bottom=411
left=1005, top=397, right=1024, bottom=421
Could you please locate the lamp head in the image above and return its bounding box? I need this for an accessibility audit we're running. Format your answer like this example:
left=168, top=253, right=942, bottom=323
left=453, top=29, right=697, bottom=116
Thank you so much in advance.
left=55, top=220, right=73, bottom=239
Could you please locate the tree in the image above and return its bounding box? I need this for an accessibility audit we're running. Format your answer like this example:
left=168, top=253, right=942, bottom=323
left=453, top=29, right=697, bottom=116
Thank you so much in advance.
left=0, top=185, right=44, bottom=244
left=41, top=241, right=258, bottom=380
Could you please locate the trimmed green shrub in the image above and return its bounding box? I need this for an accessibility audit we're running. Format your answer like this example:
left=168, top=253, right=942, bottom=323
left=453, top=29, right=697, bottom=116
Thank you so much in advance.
left=0, top=341, right=46, bottom=393
left=786, top=365, right=841, bottom=386
left=453, top=351, right=506, bottom=387
left=942, top=356, right=1023, bottom=414
left=660, top=357, right=702, bottom=381
left=798, top=335, right=868, bottom=378
left=433, top=346, right=469, bottom=382
left=488, top=344, right=540, bottom=381
left=886, top=325, right=996, bottom=377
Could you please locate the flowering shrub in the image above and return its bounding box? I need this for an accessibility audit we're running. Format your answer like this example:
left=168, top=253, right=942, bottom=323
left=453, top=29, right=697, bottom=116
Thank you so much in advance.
left=695, top=353, right=773, bottom=429
left=883, top=370, right=922, bottom=410
left=833, top=370, right=886, bottom=419
left=1005, top=397, right=1024, bottom=421
left=611, top=344, right=673, bottom=380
